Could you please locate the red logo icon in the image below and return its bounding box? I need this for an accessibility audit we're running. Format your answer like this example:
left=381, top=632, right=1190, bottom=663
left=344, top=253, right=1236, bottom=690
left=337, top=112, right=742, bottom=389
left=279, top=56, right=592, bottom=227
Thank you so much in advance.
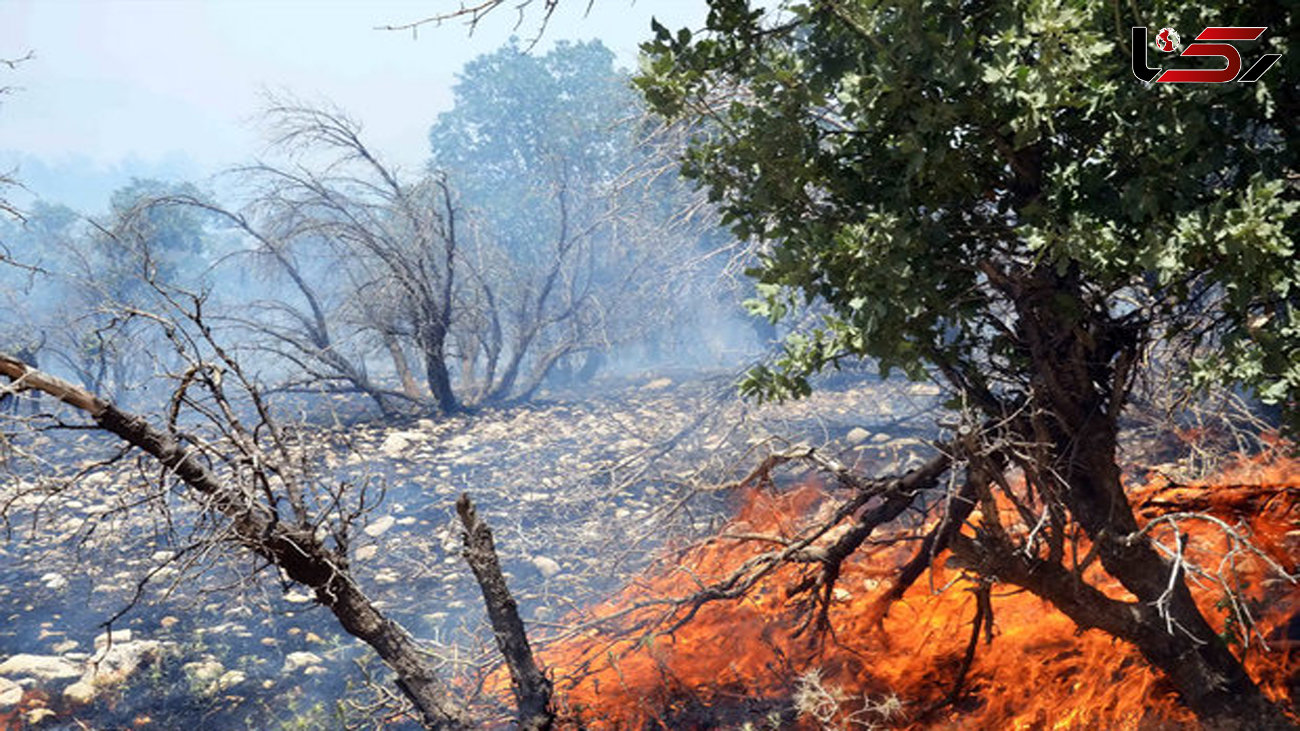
left=1155, top=28, right=1181, bottom=52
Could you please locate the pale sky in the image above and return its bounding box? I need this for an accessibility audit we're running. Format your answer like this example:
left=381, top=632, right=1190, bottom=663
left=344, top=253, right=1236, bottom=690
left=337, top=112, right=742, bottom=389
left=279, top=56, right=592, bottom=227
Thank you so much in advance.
left=0, top=0, right=706, bottom=208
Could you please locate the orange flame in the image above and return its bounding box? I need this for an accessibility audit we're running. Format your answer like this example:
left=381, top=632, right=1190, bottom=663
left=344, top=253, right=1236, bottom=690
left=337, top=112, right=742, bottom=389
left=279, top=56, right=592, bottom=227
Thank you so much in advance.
left=531, top=452, right=1299, bottom=729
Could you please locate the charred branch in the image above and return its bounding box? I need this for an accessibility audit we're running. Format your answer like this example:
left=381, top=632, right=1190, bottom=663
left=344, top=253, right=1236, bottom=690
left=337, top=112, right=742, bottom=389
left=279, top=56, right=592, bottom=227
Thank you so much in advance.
left=0, top=351, right=473, bottom=728
left=457, top=493, right=554, bottom=731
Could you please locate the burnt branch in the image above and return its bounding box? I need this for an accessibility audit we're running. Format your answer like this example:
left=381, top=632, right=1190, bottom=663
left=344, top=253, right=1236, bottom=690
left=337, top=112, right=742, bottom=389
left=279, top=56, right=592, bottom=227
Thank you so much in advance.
left=0, top=350, right=473, bottom=729
left=457, top=493, right=553, bottom=731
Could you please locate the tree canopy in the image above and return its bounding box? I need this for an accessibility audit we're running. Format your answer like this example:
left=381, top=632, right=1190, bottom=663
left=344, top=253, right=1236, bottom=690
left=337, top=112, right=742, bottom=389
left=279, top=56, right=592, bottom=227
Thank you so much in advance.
left=640, top=0, right=1298, bottom=431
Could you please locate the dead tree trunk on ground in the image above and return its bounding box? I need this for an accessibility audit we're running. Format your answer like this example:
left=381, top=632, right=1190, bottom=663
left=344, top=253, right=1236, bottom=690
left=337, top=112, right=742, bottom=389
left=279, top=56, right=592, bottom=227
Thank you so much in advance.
left=0, top=352, right=472, bottom=728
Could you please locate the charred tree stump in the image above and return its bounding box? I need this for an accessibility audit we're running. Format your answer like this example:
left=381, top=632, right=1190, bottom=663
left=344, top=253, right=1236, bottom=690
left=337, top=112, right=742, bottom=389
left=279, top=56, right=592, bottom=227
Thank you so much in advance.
left=457, top=493, right=553, bottom=731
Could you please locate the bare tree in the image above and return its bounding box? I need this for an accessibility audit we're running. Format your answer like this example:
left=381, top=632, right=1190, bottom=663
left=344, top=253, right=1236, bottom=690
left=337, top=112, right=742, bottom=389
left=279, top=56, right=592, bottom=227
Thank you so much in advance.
left=148, top=97, right=711, bottom=416
left=244, top=103, right=464, bottom=414
left=142, top=104, right=465, bottom=415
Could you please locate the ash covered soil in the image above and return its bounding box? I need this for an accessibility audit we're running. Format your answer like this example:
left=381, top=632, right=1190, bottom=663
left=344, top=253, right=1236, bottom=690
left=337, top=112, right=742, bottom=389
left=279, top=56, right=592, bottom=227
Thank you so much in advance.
left=0, top=370, right=940, bottom=729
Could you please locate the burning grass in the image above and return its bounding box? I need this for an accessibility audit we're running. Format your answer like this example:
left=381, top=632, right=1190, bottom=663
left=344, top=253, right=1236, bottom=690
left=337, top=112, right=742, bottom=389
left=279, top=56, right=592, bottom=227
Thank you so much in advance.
left=530, top=450, right=1300, bottom=729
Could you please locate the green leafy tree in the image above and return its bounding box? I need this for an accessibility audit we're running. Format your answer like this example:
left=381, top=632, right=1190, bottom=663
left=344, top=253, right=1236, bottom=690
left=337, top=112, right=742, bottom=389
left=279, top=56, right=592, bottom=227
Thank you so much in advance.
left=639, top=0, right=1297, bottom=726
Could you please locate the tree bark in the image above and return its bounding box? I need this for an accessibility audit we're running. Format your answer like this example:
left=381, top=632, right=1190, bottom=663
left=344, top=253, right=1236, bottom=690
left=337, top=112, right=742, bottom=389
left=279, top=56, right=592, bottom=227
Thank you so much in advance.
left=1002, top=269, right=1294, bottom=729
left=421, top=326, right=460, bottom=414
left=457, top=494, right=553, bottom=731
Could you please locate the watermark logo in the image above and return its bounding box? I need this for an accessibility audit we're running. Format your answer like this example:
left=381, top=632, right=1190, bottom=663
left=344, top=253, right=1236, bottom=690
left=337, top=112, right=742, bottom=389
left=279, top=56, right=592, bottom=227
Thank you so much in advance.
left=1155, top=27, right=1181, bottom=53
left=1133, top=26, right=1281, bottom=83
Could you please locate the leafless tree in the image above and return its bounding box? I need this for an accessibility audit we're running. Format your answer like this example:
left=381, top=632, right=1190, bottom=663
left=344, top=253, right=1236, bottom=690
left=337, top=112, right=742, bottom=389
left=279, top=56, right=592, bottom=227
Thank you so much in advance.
left=136, top=103, right=465, bottom=415
left=450, top=149, right=695, bottom=403
left=246, top=103, right=463, bottom=414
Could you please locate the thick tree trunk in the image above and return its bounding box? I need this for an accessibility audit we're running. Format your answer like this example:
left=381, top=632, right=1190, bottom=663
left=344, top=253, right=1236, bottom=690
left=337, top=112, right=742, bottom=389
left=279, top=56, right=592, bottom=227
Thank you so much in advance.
left=1052, top=418, right=1288, bottom=728
left=1004, top=270, right=1293, bottom=729
left=420, top=328, right=459, bottom=414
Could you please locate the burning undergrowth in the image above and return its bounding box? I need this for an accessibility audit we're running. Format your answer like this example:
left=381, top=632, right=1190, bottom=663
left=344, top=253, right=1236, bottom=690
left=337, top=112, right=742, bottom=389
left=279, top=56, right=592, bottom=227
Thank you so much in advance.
left=529, top=449, right=1299, bottom=729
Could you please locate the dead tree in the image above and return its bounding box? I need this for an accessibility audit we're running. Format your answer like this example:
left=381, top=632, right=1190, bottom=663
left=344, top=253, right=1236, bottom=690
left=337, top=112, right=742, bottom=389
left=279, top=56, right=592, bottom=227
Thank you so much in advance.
left=248, top=103, right=463, bottom=414
left=138, top=103, right=465, bottom=416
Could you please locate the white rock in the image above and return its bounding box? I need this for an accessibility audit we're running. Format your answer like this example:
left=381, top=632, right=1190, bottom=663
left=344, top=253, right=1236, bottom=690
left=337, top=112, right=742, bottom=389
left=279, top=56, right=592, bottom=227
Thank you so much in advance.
left=0, top=677, right=21, bottom=711
left=282, top=651, right=324, bottom=674
left=87, top=640, right=161, bottom=685
left=531, top=556, right=561, bottom=579
left=355, top=545, right=378, bottom=561
left=379, top=434, right=411, bottom=457
left=217, top=670, right=246, bottom=690
left=93, top=629, right=132, bottom=649
left=183, top=659, right=225, bottom=683
left=63, top=680, right=98, bottom=704
left=364, top=515, right=396, bottom=538
left=0, top=654, right=82, bottom=683
left=26, top=708, right=56, bottom=724
left=283, top=590, right=314, bottom=604
left=845, top=427, right=872, bottom=445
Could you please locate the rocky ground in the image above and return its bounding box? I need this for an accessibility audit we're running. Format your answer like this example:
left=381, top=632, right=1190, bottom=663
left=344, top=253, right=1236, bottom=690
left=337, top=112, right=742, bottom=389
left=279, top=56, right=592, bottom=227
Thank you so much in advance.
left=0, top=368, right=942, bottom=729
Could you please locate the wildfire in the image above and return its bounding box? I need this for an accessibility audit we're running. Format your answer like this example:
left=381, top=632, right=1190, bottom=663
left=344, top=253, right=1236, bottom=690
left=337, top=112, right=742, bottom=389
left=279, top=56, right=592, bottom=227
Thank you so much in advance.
left=532, top=452, right=1300, bottom=729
